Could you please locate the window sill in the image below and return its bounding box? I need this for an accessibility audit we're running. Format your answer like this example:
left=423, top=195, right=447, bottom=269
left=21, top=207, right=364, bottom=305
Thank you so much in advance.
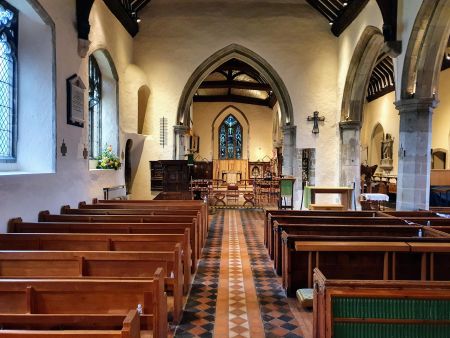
left=0, top=171, right=55, bottom=177
left=89, top=168, right=119, bottom=172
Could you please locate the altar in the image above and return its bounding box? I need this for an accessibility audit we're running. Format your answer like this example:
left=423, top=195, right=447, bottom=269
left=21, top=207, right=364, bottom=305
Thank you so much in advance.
left=213, top=159, right=249, bottom=183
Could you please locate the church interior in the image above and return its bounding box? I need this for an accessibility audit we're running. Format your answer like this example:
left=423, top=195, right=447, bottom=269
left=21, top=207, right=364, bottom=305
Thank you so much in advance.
left=1, top=0, right=450, bottom=337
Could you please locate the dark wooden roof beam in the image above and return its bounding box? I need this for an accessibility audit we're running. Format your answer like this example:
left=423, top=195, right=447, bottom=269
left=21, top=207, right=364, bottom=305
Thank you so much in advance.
left=199, top=81, right=272, bottom=91
left=193, top=94, right=270, bottom=107
left=331, top=0, right=369, bottom=36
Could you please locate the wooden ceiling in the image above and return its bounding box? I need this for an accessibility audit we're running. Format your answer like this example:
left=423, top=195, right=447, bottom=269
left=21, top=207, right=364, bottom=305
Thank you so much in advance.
left=193, top=59, right=276, bottom=108
left=306, top=0, right=369, bottom=37
left=367, top=54, right=395, bottom=102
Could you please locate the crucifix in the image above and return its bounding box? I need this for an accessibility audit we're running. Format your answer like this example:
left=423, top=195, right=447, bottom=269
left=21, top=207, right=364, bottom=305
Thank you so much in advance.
left=307, top=111, right=325, bottom=134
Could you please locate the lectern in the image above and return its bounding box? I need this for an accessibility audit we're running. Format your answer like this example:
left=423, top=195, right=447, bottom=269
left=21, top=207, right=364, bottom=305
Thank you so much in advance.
left=279, top=177, right=296, bottom=209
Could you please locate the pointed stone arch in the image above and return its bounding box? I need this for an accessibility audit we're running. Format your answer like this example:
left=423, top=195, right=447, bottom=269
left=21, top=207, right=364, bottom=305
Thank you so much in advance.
left=401, top=0, right=450, bottom=100
left=176, top=44, right=294, bottom=127
left=340, top=26, right=385, bottom=122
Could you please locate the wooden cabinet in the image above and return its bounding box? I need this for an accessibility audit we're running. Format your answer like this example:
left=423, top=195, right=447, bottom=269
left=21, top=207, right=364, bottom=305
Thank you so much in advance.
left=149, top=161, right=163, bottom=191
left=161, top=160, right=190, bottom=192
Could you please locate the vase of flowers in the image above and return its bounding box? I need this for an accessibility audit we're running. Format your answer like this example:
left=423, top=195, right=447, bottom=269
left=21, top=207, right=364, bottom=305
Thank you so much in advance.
left=96, top=144, right=121, bottom=170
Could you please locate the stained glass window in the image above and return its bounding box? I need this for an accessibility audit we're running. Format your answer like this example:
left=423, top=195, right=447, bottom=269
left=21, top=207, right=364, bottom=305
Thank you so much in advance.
left=89, top=55, right=102, bottom=158
left=0, top=0, right=17, bottom=161
left=219, top=114, right=242, bottom=159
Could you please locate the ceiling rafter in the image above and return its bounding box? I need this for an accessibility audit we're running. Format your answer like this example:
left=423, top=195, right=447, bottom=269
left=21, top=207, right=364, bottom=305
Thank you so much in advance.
left=194, top=58, right=276, bottom=108
left=367, top=54, right=395, bottom=102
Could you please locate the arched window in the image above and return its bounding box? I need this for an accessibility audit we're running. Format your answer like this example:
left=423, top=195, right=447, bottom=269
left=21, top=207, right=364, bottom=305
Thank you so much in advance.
left=89, top=55, right=102, bottom=158
left=87, top=49, right=119, bottom=167
left=219, top=114, right=242, bottom=159
left=0, top=1, right=17, bottom=162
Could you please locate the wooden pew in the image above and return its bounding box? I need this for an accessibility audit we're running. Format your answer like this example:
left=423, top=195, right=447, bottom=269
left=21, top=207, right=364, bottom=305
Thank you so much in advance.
left=28, top=213, right=200, bottom=271
left=266, top=215, right=405, bottom=259
left=0, top=232, right=191, bottom=293
left=0, top=310, right=140, bottom=337
left=263, top=210, right=385, bottom=248
left=313, top=268, right=450, bottom=338
left=274, top=223, right=430, bottom=275
left=90, top=199, right=208, bottom=244
left=68, top=204, right=206, bottom=250
left=270, top=218, right=415, bottom=265
left=0, top=249, right=183, bottom=324
left=0, top=269, right=168, bottom=338
left=284, top=238, right=450, bottom=296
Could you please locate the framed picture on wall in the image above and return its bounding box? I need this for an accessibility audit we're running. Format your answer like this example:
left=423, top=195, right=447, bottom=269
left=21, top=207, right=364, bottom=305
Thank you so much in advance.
left=66, top=74, right=86, bottom=128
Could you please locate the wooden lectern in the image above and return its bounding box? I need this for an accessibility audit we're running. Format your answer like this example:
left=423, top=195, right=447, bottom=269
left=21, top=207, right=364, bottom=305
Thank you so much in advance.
left=279, top=177, right=296, bottom=209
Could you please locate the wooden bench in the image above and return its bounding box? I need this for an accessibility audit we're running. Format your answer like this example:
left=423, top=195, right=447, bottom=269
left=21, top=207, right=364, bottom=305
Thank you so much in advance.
left=269, top=217, right=415, bottom=264
left=263, top=210, right=384, bottom=249
left=0, top=232, right=191, bottom=293
left=0, top=249, right=183, bottom=324
left=0, top=310, right=140, bottom=337
left=69, top=204, right=206, bottom=250
left=25, top=214, right=200, bottom=272
left=273, top=223, right=433, bottom=276
left=313, top=268, right=450, bottom=338
left=283, top=240, right=411, bottom=295
left=0, top=269, right=168, bottom=338
left=266, top=214, right=404, bottom=259
left=90, top=199, right=208, bottom=242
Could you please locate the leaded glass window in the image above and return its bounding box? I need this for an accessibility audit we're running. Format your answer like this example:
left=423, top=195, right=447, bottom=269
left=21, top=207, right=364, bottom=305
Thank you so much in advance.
left=219, top=114, right=242, bottom=160
left=0, top=0, right=17, bottom=161
left=89, top=55, right=102, bottom=159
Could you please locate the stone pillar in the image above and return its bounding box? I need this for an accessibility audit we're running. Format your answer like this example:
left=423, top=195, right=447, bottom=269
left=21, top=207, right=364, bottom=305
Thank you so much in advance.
left=173, top=125, right=190, bottom=160
left=395, top=98, right=436, bottom=211
left=339, top=121, right=361, bottom=210
left=281, top=125, right=296, bottom=176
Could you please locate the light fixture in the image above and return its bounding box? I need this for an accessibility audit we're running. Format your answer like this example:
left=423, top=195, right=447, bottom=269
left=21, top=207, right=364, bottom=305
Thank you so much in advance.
left=136, top=17, right=141, bottom=23
left=343, top=2, right=348, bottom=6
left=329, top=21, right=333, bottom=26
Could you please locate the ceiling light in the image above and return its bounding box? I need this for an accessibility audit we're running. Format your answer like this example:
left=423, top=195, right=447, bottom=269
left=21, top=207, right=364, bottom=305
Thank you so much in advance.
left=343, top=2, right=348, bottom=6
left=136, top=17, right=141, bottom=23
left=329, top=21, right=333, bottom=26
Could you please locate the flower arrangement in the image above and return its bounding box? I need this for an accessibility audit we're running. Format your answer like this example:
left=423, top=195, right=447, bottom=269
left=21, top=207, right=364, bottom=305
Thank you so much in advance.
left=96, top=144, right=121, bottom=170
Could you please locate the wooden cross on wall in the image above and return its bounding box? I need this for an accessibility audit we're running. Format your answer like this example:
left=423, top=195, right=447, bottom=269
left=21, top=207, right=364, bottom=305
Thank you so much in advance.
left=307, top=111, right=325, bottom=134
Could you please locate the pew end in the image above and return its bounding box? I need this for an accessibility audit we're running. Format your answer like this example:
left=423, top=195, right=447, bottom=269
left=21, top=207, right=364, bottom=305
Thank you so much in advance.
left=6, top=218, right=22, bottom=233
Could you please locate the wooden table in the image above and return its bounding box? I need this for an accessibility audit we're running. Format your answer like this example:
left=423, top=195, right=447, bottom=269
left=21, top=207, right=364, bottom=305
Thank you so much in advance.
left=304, top=186, right=354, bottom=210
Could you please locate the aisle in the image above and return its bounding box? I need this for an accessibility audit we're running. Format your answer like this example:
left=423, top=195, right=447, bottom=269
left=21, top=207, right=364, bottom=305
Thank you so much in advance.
left=175, top=209, right=306, bottom=338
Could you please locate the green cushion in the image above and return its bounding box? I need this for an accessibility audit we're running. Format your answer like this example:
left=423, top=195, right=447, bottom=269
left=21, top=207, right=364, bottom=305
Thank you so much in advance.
left=296, top=288, right=313, bottom=308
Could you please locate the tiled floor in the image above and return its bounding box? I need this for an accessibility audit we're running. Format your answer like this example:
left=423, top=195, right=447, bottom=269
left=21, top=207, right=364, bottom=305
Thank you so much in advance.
left=175, top=209, right=307, bottom=338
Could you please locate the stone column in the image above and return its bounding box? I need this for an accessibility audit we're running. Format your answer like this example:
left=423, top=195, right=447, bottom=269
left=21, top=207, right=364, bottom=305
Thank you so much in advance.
left=339, top=121, right=361, bottom=210
left=395, top=98, right=436, bottom=210
left=281, top=125, right=296, bottom=176
left=173, top=125, right=190, bottom=160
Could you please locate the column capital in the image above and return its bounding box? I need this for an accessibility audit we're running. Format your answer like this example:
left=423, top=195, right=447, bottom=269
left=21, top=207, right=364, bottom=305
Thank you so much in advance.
left=173, top=125, right=190, bottom=135
left=395, top=97, right=438, bottom=114
left=339, top=120, right=361, bottom=131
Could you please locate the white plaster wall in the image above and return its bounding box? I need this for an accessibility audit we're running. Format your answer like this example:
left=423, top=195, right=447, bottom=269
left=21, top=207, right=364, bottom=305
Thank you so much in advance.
left=133, top=0, right=340, bottom=190
left=432, top=68, right=450, bottom=167
left=360, top=91, right=400, bottom=175
left=0, top=1, right=133, bottom=231
left=192, top=102, right=273, bottom=162
left=15, top=9, right=54, bottom=173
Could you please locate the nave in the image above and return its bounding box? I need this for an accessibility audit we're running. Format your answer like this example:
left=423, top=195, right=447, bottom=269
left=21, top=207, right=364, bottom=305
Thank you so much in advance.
left=175, top=209, right=311, bottom=338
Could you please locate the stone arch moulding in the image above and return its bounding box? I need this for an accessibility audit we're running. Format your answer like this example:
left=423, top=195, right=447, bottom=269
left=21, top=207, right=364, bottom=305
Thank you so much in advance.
left=211, top=105, right=250, bottom=159
left=401, top=0, right=450, bottom=100
left=340, top=26, right=385, bottom=122
left=176, top=44, right=294, bottom=128
left=90, top=48, right=119, bottom=81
